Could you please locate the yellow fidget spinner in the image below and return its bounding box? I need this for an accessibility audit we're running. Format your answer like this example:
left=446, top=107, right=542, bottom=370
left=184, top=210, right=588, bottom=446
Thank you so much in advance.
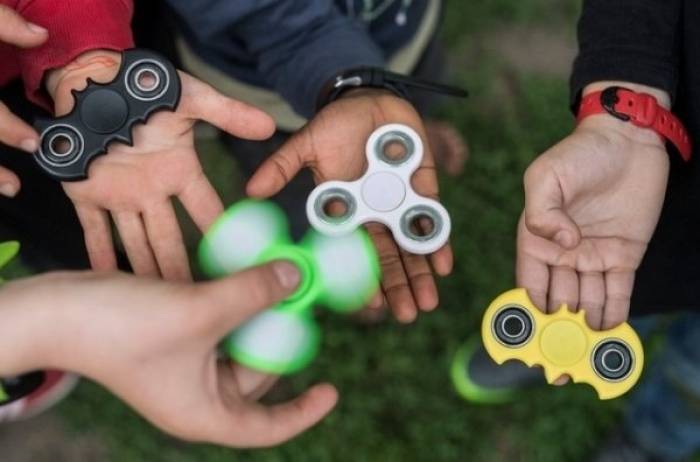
left=481, top=288, right=644, bottom=399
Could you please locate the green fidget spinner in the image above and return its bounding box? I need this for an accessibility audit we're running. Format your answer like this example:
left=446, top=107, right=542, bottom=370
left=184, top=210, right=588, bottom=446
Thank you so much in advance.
left=198, top=199, right=380, bottom=374
left=0, top=241, right=19, bottom=281
left=0, top=240, right=20, bottom=403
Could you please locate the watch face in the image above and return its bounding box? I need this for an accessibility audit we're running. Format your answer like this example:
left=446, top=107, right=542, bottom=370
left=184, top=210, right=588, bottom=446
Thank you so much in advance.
left=0, top=371, right=45, bottom=405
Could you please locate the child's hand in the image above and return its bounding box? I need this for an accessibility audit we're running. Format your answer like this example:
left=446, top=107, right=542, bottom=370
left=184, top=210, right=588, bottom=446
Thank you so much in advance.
left=517, top=83, right=670, bottom=331
left=0, top=5, right=49, bottom=196
left=46, top=50, right=276, bottom=280
left=247, top=89, right=453, bottom=323
left=0, top=262, right=338, bottom=447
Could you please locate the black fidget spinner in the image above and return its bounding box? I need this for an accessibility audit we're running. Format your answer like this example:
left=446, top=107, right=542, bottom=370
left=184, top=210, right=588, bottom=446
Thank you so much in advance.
left=34, top=49, right=181, bottom=181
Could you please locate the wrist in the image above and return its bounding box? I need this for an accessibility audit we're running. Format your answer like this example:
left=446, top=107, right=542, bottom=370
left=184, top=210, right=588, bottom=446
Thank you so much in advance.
left=577, top=113, right=666, bottom=149
left=577, top=81, right=691, bottom=160
left=0, top=277, right=64, bottom=376
left=337, top=87, right=397, bottom=101
left=46, top=49, right=122, bottom=116
left=583, top=81, right=671, bottom=109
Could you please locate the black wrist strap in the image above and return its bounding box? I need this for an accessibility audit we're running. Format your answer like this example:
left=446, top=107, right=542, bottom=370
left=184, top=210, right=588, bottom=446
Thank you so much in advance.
left=316, top=67, right=468, bottom=111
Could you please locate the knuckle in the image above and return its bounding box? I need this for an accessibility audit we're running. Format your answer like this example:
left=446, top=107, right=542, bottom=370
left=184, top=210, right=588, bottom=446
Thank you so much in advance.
left=524, top=211, right=546, bottom=231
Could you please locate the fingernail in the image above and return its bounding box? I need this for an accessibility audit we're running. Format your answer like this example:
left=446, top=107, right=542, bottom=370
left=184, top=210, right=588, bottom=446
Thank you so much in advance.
left=554, top=230, right=574, bottom=248
left=0, top=183, right=18, bottom=197
left=19, top=138, right=38, bottom=153
left=273, top=261, right=301, bottom=290
left=26, top=22, right=48, bottom=34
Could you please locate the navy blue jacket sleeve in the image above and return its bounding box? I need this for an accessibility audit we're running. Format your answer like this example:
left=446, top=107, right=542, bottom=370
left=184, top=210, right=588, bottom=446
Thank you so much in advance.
left=165, top=0, right=385, bottom=118
left=571, top=0, right=682, bottom=108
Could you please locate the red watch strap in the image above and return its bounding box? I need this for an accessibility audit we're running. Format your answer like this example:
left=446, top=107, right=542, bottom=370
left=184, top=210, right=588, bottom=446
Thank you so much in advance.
left=577, top=87, right=692, bottom=161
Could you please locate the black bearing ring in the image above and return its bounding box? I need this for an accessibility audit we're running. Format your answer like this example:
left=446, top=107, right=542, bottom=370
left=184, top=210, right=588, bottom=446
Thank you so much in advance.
left=493, top=306, right=534, bottom=347
left=592, top=340, right=634, bottom=381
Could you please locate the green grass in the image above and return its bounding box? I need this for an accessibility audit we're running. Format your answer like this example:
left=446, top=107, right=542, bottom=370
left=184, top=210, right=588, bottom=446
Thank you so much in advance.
left=49, top=1, right=636, bottom=461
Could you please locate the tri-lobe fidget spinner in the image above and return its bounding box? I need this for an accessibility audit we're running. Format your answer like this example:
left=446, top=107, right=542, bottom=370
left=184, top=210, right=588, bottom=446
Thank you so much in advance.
left=482, top=289, right=644, bottom=399
left=34, top=48, right=181, bottom=181
left=199, top=200, right=380, bottom=375
left=306, top=124, right=451, bottom=255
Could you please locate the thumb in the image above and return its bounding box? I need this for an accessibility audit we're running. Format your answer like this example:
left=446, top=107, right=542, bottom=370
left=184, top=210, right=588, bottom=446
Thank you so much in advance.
left=0, top=102, right=40, bottom=153
left=0, top=6, right=48, bottom=48
left=246, top=134, right=306, bottom=198
left=222, top=383, right=339, bottom=447
left=179, top=73, right=276, bottom=140
left=195, top=260, right=301, bottom=338
left=523, top=166, right=581, bottom=249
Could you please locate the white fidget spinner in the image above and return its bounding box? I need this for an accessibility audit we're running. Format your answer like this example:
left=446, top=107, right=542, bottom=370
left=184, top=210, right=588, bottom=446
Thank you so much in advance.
left=306, top=124, right=451, bottom=255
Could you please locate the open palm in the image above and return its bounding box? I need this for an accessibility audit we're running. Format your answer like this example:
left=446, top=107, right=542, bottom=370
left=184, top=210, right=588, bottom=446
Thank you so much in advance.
left=247, top=89, right=453, bottom=322
left=52, top=64, right=275, bottom=280
left=517, top=118, right=669, bottom=329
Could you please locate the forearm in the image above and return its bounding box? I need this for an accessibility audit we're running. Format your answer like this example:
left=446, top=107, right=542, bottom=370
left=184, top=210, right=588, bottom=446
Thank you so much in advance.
left=571, top=0, right=681, bottom=107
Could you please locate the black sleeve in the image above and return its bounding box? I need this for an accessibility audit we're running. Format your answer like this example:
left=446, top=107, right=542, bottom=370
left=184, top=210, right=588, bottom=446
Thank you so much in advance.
left=570, top=0, right=682, bottom=109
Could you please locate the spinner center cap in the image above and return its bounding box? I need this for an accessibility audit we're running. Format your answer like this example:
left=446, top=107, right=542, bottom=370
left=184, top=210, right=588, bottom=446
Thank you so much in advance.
left=361, top=172, right=406, bottom=212
left=540, top=320, right=587, bottom=366
left=80, top=89, right=129, bottom=134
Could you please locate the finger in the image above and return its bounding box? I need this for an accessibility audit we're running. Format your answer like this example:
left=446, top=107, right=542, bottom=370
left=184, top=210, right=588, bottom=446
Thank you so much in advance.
left=112, top=211, right=159, bottom=277
left=516, top=251, right=550, bottom=312
left=0, top=6, right=48, bottom=48
left=228, top=363, right=278, bottom=401
left=74, top=204, right=117, bottom=271
left=0, top=102, right=39, bottom=152
left=194, top=260, right=301, bottom=338
left=179, top=73, right=275, bottom=140
left=246, top=133, right=305, bottom=198
left=178, top=173, right=224, bottom=232
left=523, top=166, right=581, bottom=249
left=366, top=223, right=417, bottom=323
left=547, top=266, right=579, bottom=313
left=142, top=201, right=191, bottom=281
left=429, top=244, right=453, bottom=276
left=578, top=271, right=606, bottom=329
left=368, top=289, right=385, bottom=310
left=221, top=383, right=338, bottom=447
left=602, top=270, right=634, bottom=330
left=0, top=165, right=21, bottom=197
left=399, top=248, right=439, bottom=312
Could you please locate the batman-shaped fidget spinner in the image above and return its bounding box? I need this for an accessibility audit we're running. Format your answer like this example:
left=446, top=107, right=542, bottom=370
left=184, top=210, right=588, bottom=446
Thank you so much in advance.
left=34, top=48, right=181, bottom=181
left=481, top=289, right=644, bottom=399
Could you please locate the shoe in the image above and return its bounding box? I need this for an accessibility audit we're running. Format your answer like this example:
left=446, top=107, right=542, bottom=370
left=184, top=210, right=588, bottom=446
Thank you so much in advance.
left=450, top=335, right=544, bottom=404
left=0, top=370, right=79, bottom=423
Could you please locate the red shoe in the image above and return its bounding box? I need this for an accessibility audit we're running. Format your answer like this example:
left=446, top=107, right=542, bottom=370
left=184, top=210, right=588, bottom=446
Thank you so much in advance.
left=0, top=371, right=79, bottom=423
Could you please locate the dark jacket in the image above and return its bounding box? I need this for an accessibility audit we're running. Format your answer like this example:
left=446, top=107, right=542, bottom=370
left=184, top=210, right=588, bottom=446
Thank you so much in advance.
left=165, top=0, right=431, bottom=118
left=571, top=0, right=700, bottom=314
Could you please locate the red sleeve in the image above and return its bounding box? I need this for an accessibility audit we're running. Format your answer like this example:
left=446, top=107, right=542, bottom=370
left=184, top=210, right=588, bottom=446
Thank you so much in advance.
left=11, top=0, right=134, bottom=110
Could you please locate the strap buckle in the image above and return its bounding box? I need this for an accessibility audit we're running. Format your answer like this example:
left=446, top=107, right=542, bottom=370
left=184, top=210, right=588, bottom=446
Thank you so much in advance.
left=601, top=86, right=658, bottom=127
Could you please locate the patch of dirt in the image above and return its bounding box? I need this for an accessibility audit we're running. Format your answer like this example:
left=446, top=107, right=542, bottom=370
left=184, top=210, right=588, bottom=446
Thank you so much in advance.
left=0, top=411, right=108, bottom=462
